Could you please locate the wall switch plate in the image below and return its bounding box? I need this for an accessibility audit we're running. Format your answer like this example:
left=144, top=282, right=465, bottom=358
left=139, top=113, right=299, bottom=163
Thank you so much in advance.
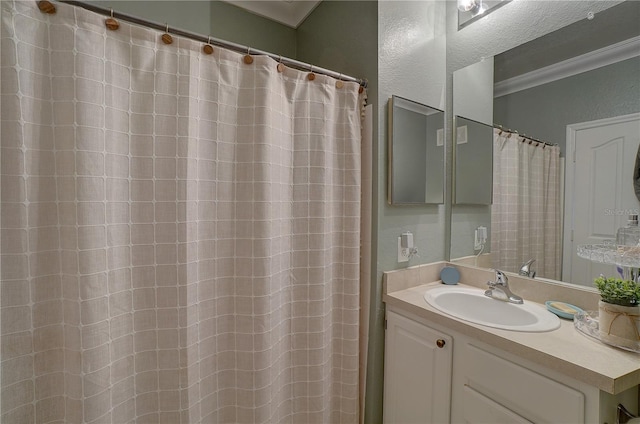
left=398, top=237, right=409, bottom=263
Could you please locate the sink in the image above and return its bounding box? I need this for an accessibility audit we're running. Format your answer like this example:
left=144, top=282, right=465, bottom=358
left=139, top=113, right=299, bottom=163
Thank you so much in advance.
left=423, top=286, right=560, bottom=332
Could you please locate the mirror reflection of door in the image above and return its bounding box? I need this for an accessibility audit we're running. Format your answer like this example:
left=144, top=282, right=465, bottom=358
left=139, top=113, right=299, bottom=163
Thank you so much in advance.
left=564, top=114, right=640, bottom=285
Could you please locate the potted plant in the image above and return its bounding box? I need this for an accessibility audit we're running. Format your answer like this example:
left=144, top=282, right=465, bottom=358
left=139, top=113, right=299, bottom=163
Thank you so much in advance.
left=594, top=276, right=640, bottom=350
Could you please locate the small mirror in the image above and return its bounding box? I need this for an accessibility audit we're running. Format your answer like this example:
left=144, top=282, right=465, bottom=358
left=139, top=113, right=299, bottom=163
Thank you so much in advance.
left=453, top=116, right=493, bottom=205
left=388, top=96, right=445, bottom=205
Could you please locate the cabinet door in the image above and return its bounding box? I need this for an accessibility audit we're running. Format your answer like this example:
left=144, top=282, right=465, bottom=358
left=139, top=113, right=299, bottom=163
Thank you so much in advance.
left=384, top=311, right=453, bottom=424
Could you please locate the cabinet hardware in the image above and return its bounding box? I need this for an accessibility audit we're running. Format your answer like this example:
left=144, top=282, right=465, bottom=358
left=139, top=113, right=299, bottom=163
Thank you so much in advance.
left=436, top=339, right=446, bottom=348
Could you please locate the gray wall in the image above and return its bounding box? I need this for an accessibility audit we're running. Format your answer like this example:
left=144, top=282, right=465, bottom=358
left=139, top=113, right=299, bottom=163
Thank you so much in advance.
left=494, top=57, right=640, bottom=154
left=210, top=1, right=296, bottom=58
left=88, top=0, right=296, bottom=57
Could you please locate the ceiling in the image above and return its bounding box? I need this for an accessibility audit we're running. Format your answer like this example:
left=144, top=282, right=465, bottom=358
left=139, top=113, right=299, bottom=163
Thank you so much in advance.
left=221, top=0, right=322, bottom=28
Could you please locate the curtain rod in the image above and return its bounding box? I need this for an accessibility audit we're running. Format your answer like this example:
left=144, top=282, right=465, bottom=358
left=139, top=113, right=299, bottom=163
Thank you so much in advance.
left=493, top=124, right=557, bottom=148
left=50, top=0, right=367, bottom=88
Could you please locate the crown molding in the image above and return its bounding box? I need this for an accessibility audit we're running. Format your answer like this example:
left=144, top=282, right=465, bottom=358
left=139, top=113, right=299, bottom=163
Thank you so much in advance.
left=494, top=35, right=640, bottom=98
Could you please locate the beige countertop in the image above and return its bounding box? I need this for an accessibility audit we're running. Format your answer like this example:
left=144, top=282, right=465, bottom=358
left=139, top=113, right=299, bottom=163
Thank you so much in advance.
left=383, top=262, right=640, bottom=395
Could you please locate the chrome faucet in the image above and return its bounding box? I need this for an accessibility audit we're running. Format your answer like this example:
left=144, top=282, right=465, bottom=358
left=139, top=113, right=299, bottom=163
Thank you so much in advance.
left=485, top=270, right=524, bottom=304
left=518, top=259, right=536, bottom=278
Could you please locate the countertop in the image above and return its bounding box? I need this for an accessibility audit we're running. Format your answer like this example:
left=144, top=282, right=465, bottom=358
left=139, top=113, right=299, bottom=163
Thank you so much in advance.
left=383, top=262, right=640, bottom=395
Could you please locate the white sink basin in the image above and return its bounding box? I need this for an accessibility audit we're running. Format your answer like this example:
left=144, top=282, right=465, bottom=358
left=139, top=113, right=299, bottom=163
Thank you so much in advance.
left=423, top=286, right=560, bottom=332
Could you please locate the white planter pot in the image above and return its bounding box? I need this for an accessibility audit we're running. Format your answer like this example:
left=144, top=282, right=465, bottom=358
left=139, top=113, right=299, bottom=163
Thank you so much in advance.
left=598, top=300, right=640, bottom=351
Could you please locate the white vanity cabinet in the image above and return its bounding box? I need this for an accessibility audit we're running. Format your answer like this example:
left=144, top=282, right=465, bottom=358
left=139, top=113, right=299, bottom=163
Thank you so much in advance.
left=383, top=310, right=453, bottom=424
left=384, top=306, right=639, bottom=424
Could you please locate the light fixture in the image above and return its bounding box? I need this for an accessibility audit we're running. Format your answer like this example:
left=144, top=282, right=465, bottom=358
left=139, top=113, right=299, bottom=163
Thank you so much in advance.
left=458, top=0, right=479, bottom=12
left=458, top=0, right=485, bottom=15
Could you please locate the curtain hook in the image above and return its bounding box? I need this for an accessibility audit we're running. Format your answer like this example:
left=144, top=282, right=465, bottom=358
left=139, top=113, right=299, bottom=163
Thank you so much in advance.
left=203, top=36, right=214, bottom=55
left=244, top=47, right=254, bottom=64
left=335, top=73, right=344, bottom=89
left=162, top=23, right=173, bottom=44
left=105, top=8, right=119, bottom=30
left=277, top=55, right=285, bottom=73
left=308, top=64, right=316, bottom=81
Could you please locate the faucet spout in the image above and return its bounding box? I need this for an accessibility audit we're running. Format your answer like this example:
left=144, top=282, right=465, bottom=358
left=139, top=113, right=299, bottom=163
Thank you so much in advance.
left=485, top=270, right=524, bottom=304
left=519, top=259, right=536, bottom=278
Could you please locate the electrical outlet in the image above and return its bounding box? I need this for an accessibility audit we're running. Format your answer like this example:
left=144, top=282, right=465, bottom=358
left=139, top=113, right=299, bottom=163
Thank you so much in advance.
left=398, top=237, right=409, bottom=263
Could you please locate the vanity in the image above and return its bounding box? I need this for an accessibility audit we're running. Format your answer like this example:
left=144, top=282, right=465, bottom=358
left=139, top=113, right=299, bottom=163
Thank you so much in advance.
left=382, top=262, right=640, bottom=424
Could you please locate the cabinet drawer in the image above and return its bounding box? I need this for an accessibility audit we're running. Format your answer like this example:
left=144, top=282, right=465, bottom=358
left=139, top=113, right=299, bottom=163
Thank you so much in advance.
left=463, top=343, right=584, bottom=423
left=462, top=384, right=532, bottom=424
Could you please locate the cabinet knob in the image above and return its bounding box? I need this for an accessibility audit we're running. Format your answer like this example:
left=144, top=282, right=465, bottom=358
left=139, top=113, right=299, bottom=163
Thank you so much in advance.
left=436, top=339, right=446, bottom=348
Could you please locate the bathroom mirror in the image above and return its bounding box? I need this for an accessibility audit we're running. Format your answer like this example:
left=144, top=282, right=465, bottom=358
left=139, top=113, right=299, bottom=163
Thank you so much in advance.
left=448, top=0, right=640, bottom=287
left=388, top=96, right=445, bottom=205
left=453, top=116, right=493, bottom=205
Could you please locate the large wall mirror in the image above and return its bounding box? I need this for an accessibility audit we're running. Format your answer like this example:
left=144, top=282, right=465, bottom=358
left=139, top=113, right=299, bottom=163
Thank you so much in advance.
left=449, top=0, right=640, bottom=288
left=388, top=96, right=445, bottom=205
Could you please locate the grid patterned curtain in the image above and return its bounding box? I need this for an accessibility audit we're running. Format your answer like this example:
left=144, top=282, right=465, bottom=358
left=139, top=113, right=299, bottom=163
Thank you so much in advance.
left=0, top=1, right=365, bottom=422
left=491, top=129, right=562, bottom=280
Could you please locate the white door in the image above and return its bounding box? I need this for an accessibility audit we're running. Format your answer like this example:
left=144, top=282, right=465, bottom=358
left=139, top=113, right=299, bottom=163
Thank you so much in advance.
left=564, top=113, right=640, bottom=286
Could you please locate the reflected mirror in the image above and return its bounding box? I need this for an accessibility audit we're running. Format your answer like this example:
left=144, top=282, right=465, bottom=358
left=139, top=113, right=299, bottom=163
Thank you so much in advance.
left=453, top=116, right=493, bottom=205
left=388, top=96, right=445, bottom=205
left=449, top=0, right=640, bottom=287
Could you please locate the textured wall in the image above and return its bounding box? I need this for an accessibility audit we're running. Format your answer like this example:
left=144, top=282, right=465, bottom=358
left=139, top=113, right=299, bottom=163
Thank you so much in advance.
left=369, top=1, right=448, bottom=422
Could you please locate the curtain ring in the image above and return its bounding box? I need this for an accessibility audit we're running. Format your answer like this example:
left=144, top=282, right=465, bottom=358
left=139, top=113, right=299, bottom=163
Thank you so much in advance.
left=335, top=73, right=344, bottom=89
left=37, top=1, right=56, bottom=14
left=244, top=47, right=254, bottom=64
left=105, top=8, right=119, bottom=30
left=203, top=36, right=214, bottom=55
left=162, top=23, right=173, bottom=44
left=308, top=64, right=316, bottom=81
left=276, top=55, right=285, bottom=73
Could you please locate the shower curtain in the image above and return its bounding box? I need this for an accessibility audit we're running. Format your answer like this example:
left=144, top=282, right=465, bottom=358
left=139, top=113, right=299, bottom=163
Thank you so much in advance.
left=0, top=1, right=366, bottom=423
left=491, top=130, right=562, bottom=280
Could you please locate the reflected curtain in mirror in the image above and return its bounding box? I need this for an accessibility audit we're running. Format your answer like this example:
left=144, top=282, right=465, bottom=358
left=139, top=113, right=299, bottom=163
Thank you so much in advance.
left=491, top=130, right=562, bottom=279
